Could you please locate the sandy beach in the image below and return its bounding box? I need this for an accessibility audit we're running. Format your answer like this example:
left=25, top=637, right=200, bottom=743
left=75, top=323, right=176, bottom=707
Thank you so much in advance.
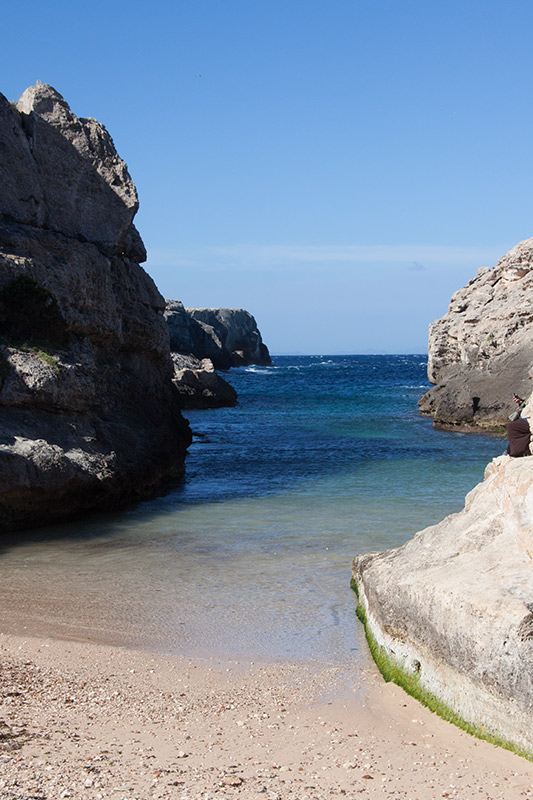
left=1, top=632, right=532, bottom=800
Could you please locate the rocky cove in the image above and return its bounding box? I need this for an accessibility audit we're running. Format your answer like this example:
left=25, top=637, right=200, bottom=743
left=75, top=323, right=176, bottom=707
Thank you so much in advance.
left=0, top=83, right=269, bottom=530
left=1, top=79, right=533, bottom=776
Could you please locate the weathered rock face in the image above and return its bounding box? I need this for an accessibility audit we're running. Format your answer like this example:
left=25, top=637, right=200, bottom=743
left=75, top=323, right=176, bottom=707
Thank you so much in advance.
left=419, top=239, right=533, bottom=430
left=171, top=354, right=237, bottom=409
left=353, top=455, right=533, bottom=754
left=0, top=84, right=190, bottom=531
left=165, top=301, right=271, bottom=371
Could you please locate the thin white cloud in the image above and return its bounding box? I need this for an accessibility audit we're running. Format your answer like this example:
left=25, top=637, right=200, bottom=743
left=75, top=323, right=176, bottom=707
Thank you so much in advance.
left=147, top=243, right=506, bottom=269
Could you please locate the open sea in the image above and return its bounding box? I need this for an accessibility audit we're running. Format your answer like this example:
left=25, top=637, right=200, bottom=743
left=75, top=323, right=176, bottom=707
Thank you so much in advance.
left=0, top=355, right=504, bottom=665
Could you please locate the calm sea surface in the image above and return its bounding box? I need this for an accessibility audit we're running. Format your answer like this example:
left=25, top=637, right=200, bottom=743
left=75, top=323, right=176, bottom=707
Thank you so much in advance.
left=0, top=355, right=503, bottom=664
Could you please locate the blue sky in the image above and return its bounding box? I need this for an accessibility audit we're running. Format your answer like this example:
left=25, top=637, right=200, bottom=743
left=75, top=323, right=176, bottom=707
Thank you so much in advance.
left=2, top=0, right=533, bottom=354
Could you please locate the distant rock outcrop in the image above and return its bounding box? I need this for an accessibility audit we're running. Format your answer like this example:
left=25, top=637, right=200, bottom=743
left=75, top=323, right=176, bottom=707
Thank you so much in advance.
left=165, top=301, right=271, bottom=370
left=418, top=239, right=533, bottom=430
left=164, top=300, right=270, bottom=408
left=353, top=455, right=533, bottom=754
left=0, top=84, right=190, bottom=531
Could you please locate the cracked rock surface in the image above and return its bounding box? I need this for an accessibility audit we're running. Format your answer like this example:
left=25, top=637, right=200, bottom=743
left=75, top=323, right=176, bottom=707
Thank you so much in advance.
left=0, top=84, right=190, bottom=531
left=419, top=239, right=533, bottom=429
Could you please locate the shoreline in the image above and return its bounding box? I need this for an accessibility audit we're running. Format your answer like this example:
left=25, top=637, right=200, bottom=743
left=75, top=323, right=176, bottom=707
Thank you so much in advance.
left=1, top=631, right=532, bottom=799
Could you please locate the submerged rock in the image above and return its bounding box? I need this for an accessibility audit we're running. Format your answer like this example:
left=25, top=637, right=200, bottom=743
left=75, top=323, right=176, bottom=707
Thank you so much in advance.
left=353, top=455, right=533, bottom=754
left=419, top=239, right=533, bottom=430
left=0, top=84, right=190, bottom=531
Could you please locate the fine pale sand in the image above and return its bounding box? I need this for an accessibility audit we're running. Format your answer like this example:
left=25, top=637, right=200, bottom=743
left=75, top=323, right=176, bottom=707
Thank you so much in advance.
left=0, top=632, right=532, bottom=799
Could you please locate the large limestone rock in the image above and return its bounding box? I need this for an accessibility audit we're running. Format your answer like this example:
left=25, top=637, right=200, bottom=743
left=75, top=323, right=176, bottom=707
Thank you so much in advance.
left=419, top=239, right=533, bottom=430
left=165, top=301, right=271, bottom=370
left=0, top=84, right=190, bottom=531
left=14, top=83, right=141, bottom=257
left=353, top=455, right=533, bottom=753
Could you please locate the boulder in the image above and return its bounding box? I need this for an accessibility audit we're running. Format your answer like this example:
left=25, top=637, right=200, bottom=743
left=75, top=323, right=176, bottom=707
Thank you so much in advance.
left=419, top=240, right=533, bottom=430
left=353, top=455, right=533, bottom=754
left=171, top=355, right=237, bottom=409
left=0, top=84, right=190, bottom=531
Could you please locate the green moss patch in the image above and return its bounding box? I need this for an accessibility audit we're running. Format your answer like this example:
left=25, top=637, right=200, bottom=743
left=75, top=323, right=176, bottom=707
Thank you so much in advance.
left=350, top=576, right=533, bottom=761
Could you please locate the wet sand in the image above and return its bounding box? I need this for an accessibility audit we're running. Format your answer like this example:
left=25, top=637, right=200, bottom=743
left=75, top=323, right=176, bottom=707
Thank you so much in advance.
left=1, top=632, right=532, bottom=800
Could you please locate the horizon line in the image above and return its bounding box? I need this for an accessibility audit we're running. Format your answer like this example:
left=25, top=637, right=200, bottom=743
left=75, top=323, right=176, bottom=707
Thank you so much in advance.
left=147, top=242, right=510, bottom=269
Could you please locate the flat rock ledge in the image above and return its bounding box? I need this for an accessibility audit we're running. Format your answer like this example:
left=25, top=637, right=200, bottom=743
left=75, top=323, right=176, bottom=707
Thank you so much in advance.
left=352, top=455, right=533, bottom=755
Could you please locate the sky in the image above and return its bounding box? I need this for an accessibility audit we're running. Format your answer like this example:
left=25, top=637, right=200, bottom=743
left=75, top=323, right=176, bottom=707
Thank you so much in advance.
left=2, top=0, right=533, bottom=354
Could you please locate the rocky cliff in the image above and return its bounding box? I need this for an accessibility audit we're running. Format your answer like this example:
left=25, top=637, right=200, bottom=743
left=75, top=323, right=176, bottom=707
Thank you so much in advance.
left=353, top=455, right=533, bottom=754
left=0, top=83, right=191, bottom=531
left=418, top=239, right=533, bottom=430
left=165, top=301, right=271, bottom=370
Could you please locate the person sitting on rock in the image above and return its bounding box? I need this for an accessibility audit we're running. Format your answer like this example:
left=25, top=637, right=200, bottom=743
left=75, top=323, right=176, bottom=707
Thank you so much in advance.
left=506, top=418, right=531, bottom=457
left=506, top=388, right=531, bottom=457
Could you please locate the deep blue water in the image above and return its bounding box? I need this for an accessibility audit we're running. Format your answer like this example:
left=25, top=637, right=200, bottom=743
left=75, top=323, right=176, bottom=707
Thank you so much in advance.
left=0, top=355, right=504, bottom=663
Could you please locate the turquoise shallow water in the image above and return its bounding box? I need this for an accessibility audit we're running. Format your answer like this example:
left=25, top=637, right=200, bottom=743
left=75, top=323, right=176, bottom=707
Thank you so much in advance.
left=0, top=356, right=504, bottom=663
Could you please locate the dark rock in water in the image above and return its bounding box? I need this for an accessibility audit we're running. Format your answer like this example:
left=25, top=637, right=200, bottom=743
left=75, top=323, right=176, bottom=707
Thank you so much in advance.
left=165, top=301, right=271, bottom=370
left=164, top=300, right=271, bottom=408
left=419, top=239, right=533, bottom=431
left=0, top=84, right=191, bottom=531
left=171, top=354, right=237, bottom=409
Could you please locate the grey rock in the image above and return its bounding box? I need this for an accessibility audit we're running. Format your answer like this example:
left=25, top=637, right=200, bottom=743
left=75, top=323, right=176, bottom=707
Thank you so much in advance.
left=0, top=93, right=45, bottom=227
left=419, top=239, right=533, bottom=430
left=165, top=300, right=226, bottom=367
left=353, top=455, right=533, bottom=754
left=0, top=84, right=190, bottom=531
left=171, top=355, right=237, bottom=409
left=187, top=307, right=271, bottom=368
left=165, top=301, right=271, bottom=370
left=15, top=83, right=139, bottom=255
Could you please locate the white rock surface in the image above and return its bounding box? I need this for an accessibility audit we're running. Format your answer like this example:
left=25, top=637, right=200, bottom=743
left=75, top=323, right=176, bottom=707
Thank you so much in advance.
left=353, top=455, right=533, bottom=753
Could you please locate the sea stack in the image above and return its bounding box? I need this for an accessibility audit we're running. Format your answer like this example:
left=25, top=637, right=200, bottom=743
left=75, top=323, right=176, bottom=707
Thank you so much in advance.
left=418, top=238, right=533, bottom=430
left=164, top=300, right=271, bottom=407
left=165, top=301, right=271, bottom=370
left=0, top=84, right=191, bottom=531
